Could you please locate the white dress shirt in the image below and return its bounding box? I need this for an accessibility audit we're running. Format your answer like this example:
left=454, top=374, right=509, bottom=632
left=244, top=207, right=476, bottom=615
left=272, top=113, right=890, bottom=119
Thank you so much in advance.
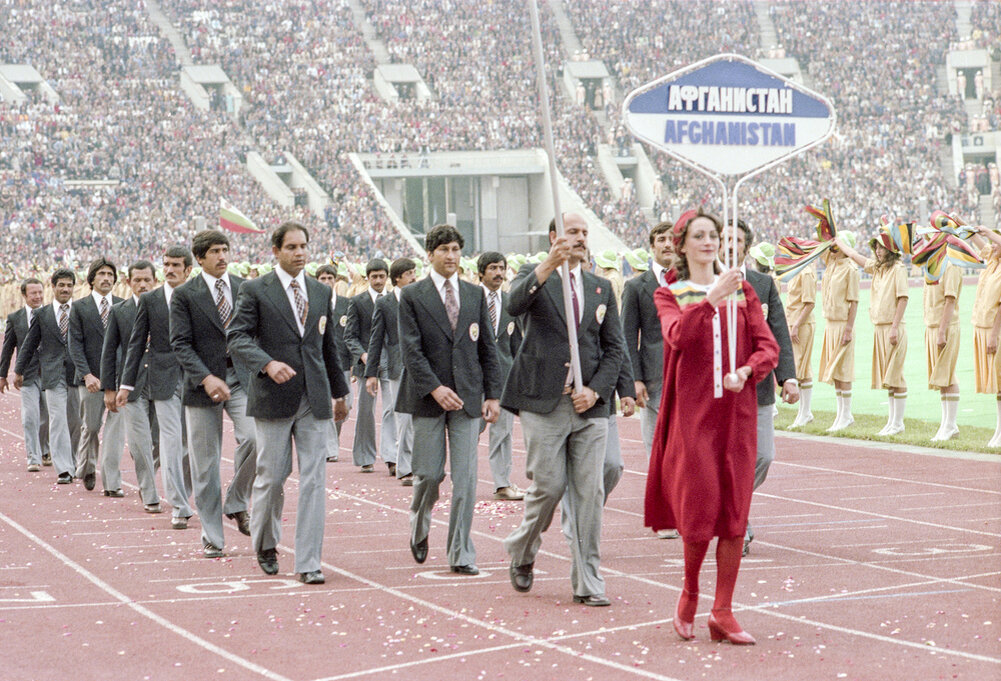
left=652, top=262, right=669, bottom=287
left=92, top=290, right=113, bottom=312
left=200, top=270, right=233, bottom=310
left=429, top=268, right=461, bottom=313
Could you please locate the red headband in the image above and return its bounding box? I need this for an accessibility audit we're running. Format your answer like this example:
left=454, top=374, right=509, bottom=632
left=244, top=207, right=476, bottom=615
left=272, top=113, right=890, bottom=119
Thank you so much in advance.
left=671, top=209, right=699, bottom=250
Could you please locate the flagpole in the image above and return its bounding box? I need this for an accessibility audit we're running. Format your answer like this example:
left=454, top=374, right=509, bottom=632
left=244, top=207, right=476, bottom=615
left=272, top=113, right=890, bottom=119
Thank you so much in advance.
left=527, top=0, right=583, bottom=392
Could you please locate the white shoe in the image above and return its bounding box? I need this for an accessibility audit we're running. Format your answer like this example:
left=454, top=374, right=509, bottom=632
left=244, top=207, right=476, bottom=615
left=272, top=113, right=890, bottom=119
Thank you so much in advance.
left=790, top=413, right=814, bottom=428
left=876, top=422, right=892, bottom=436
left=931, top=425, right=959, bottom=442
left=656, top=529, right=680, bottom=539
left=987, top=434, right=1001, bottom=448
left=883, top=424, right=905, bottom=436
left=827, top=416, right=854, bottom=433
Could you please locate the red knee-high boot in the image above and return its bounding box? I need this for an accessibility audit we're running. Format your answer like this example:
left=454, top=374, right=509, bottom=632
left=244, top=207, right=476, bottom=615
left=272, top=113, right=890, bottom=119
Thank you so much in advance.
left=709, top=536, right=755, bottom=645
left=675, top=539, right=709, bottom=640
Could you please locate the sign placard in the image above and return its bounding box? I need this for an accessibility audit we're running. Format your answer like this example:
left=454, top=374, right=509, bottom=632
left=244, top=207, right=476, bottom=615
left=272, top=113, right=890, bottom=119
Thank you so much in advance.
left=622, top=54, right=836, bottom=177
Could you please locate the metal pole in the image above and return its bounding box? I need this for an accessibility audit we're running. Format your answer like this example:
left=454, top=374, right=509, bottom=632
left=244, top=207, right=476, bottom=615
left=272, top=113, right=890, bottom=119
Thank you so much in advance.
left=527, top=0, right=583, bottom=391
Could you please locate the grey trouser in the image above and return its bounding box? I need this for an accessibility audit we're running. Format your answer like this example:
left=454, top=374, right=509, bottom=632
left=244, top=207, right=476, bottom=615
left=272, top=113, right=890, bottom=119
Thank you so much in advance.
left=19, top=381, right=45, bottom=465
left=388, top=378, right=413, bottom=477
left=410, top=410, right=480, bottom=567
left=482, top=407, right=514, bottom=490
left=746, top=403, right=776, bottom=541
left=328, top=370, right=352, bottom=458
left=184, top=370, right=256, bottom=550
left=122, top=396, right=159, bottom=505
left=504, top=397, right=609, bottom=598
left=560, top=411, right=622, bottom=595
left=352, top=363, right=397, bottom=467
left=43, top=381, right=78, bottom=476
left=639, top=386, right=661, bottom=456
left=98, top=397, right=125, bottom=491
left=75, top=387, right=107, bottom=478
left=154, top=387, right=192, bottom=519
left=251, top=397, right=329, bottom=573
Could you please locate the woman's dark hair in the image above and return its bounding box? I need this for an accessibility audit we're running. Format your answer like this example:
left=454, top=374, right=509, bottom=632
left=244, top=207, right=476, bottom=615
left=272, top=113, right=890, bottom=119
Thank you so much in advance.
left=671, top=209, right=723, bottom=281
left=874, top=243, right=901, bottom=271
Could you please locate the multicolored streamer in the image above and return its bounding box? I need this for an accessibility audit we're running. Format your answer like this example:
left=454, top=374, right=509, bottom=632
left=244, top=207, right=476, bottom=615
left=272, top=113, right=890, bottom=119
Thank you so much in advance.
left=775, top=199, right=839, bottom=282
left=912, top=230, right=984, bottom=284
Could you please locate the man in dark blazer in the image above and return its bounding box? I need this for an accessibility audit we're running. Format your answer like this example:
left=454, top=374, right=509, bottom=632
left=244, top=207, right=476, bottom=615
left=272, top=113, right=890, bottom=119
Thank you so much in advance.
left=476, top=252, right=524, bottom=501
left=0, top=278, right=49, bottom=471
left=100, top=261, right=159, bottom=509
left=366, top=257, right=416, bottom=484
left=397, top=224, right=501, bottom=575
left=344, top=258, right=397, bottom=474
left=621, top=221, right=673, bottom=456
left=119, top=246, right=194, bottom=527
left=725, top=220, right=799, bottom=556
left=14, top=269, right=82, bottom=484
left=315, top=264, right=354, bottom=462
left=169, top=231, right=257, bottom=557
left=502, top=213, right=626, bottom=607
left=228, top=222, right=349, bottom=585
left=67, top=257, right=123, bottom=492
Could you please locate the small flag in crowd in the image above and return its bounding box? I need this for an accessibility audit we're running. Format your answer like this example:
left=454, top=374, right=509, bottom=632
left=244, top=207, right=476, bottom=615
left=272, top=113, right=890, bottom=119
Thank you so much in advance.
left=219, top=198, right=265, bottom=234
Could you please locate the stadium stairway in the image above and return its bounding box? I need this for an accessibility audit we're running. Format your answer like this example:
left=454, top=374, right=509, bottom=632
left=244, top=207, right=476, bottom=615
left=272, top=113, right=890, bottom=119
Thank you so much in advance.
left=145, top=0, right=193, bottom=66
left=754, top=0, right=779, bottom=54
left=345, top=0, right=391, bottom=65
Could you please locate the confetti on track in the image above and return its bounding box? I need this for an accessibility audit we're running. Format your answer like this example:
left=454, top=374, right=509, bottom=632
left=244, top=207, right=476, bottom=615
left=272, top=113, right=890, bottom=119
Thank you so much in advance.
left=0, top=390, right=998, bottom=680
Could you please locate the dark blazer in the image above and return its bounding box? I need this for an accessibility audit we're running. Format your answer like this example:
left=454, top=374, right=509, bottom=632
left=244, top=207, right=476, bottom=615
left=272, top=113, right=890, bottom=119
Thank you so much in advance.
left=745, top=268, right=796, bottom=406
left=395, top=275, right=502, bottom=419
left=365, top=292, right=403, bottom=380
left=343, top=290, right=376, bottom=378
left=621, top=269, right=663, bottom=393
left=100, top=297, right=146, bottom=401
left=68, top=294, right=123, bottom=384
left=227, top=271, right=350, bottom=419
left=15, top=304, right=76, bottom=389
left=1, top=308, right=40, bottom=383
left=330, top=291, right=353, bottom=373
left=501, top=263, right=626, bottom=419
left=123, top=286, right=183, bottom=401
left=169, top=274, right=251, bottom=408
left=483, top=288, right=521, bottom=381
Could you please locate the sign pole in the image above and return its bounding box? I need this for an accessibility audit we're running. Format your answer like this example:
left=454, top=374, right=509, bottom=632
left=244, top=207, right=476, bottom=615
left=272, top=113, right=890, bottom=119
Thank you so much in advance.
left=527, top=0, right=583, bottom=392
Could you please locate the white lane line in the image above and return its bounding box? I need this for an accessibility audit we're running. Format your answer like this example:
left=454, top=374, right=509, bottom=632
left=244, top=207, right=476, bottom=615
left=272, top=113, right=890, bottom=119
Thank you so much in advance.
left=841, top=492, right=948, bottom=501
left=770, top=460, right=1001, bottom=495
left=898, top=501, right=1001, bottom=512
left=0, top=510, right=293, bottom=681
left=762, top=525, right=889, bottom=535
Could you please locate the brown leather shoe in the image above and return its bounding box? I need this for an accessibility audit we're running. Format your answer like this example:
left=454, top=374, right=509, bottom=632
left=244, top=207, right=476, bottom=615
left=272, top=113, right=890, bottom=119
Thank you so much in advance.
left=493, top=486, right=525, bottom=501
left=226, top=510, right=251, bottom=536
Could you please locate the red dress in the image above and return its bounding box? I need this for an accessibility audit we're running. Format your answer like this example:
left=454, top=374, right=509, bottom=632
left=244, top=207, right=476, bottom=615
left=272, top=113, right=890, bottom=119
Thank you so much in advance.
left=644, top=279, right=779, bottom=542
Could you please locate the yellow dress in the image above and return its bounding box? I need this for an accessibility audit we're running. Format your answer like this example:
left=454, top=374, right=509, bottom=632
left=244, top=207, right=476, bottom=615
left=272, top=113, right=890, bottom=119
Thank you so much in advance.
left=785, top=268, right=816, bottom=381
left=818, top=255, right=859, bottom=384
left=864, top=259, right=908, bottom=390
left=972, top=247, right=1001, bottom=394
left=924, top=263, right=963, bottom=389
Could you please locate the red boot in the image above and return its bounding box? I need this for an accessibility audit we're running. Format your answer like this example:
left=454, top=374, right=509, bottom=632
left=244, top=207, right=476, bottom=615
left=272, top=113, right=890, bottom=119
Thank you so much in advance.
left=708, top=608, right=755, bottom=645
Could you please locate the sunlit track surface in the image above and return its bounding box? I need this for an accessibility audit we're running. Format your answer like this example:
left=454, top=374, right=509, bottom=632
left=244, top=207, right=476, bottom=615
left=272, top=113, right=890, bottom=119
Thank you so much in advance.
left=0, top=388, right=998, bottom=681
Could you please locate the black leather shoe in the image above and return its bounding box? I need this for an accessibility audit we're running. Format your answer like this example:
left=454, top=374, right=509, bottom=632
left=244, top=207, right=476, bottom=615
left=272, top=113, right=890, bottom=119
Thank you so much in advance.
left=83, top=473, right=96, bottom=491
left=450, top=564, right=479, bottom=575
left=103, top=489, right=124, bottom=498
left=573, top=594, right=611, bottom=607
left=227, top=510, right=251, bottom=536
left=57, top=472, right=72, bottom=484
left=42, top=454, right=52, bottom=466
left=297, top=570, right=325, bottom=585
left=387, top=462, right=397, bottom=476
left=410, top=537, right=428, bottom=564
left=203, top=543, right=224, bottom=559
left=257, top=548, right=279, bottom=575
left=510, top=561, right=534, bottom=592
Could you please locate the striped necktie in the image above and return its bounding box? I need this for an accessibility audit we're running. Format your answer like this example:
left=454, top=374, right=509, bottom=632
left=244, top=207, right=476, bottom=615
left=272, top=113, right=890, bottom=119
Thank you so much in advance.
left=488, top=291, right=498, bottom=335
left=58, top=303, right=69, bottom=340
left=100, top=297, right=110, bottom=328
left=290, top=280, right=308, bottom=328
left=443, top=279, right=458, bottom=331
left=215, top=279, right=232, bottom=329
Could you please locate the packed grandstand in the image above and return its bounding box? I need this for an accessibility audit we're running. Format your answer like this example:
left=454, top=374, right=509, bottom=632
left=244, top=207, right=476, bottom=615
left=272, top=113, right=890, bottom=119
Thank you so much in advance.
left=1, top=0, right=999, bottom=275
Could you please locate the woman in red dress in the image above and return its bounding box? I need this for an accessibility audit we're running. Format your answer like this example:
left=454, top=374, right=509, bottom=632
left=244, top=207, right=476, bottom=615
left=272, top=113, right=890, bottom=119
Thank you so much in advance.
left=645, top=209, right=779, bottom=645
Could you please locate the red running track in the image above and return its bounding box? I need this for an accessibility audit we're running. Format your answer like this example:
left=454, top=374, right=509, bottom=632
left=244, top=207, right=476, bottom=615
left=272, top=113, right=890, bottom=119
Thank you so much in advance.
left=0, top=389, right=998, bottom=681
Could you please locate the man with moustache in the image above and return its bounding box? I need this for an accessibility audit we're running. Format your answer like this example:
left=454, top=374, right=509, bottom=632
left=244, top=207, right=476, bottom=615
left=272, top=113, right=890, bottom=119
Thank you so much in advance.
left=315, top=264, right=353, bottom=462
left=344, top=258, right=397, bottom=474
left=228, top=222, right=350, bottom=584
left=100, top=261, right=159, bottom=509
left=120, top=246, right=195, bottom=528
left=476, top=252, right=524, bottom=501
left=67, top=257, right=123, bottom=493
left=503, top=213, right=625, bottom=606
left=15, top=269, right=82, bottom=484
left=169, top=231, right=257, bottom=557
left=0, top=278, right=50, bottom=472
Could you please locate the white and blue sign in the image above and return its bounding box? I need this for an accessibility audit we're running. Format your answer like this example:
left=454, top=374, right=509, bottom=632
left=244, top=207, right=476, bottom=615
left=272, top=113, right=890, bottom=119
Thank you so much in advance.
left=622, top=54, right=836, bottom=176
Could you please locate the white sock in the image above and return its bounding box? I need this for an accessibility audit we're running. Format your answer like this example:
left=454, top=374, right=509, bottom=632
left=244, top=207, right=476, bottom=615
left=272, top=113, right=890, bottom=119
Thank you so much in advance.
left=881, top=393, right=895, bottom=432
left=841, top=390, right=853, bottom=423
left=943, top=394, right=958, bottom=431
left=892, top=393, right=907, bottom=429
left=991, top=396, right=1001, bottom=446
left=800, top=383, right=812, bottom=416
left=831, top=389, right=843, bottom=426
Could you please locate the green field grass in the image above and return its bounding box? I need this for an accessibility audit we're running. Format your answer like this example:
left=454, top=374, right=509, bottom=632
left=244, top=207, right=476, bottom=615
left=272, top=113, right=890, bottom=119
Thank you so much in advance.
left=776, top=277, right=992, bottom=432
